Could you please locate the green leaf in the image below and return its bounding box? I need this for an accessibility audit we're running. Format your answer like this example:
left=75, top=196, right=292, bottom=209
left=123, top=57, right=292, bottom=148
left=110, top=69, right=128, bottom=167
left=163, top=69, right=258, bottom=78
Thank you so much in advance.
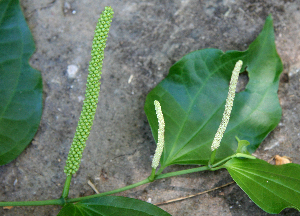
left=0, top=0, right=43, bottom=165
left=57, top=196, right=171, bottom=216
left=144, top=15, right=282, bottom=167
left=235, top=137, right=251, bottom=155
left=224, top=158, right=300, bottom=214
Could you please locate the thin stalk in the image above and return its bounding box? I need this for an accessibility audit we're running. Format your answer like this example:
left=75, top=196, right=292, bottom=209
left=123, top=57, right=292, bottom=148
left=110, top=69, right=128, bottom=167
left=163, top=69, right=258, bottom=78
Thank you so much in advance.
left=211, top=155, right=233, bottom=168
left=67, top=178, right=150, bottom=203
left=209, top=149, right=217, bottom=166
left=156, top=166, right=166, bottom=175
left=0, top=199, right=64, bottom=207
left=0, top=165, right=214, bottom=206
left=148, top=168, right=156, bottom=182
left=156, top=165, right=209, bottom=180
left=67, top=165, right=210, bottom=203
left=211, top=153, right=256, bottom=169
left=61, top=175, right=72, bottom=199
left=209, top=166, right=225, bottom=171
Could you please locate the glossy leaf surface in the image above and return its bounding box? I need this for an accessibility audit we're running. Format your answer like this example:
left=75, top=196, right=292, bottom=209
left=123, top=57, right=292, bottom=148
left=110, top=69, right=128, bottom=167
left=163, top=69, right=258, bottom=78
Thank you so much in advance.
left=145, top=15, right=282, bottom=167
left=58, top=196, right=171, bottom=216
left=224, top=158, right=300, bottom=213
left=0, top=0, right=42, bottom=165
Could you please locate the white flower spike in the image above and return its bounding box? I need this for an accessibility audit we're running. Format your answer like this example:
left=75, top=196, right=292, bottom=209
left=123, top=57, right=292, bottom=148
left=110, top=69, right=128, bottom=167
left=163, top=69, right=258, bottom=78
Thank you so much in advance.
left=211, top=60, right=243, bottom=151
left=151, top=100, right=165, bottom=169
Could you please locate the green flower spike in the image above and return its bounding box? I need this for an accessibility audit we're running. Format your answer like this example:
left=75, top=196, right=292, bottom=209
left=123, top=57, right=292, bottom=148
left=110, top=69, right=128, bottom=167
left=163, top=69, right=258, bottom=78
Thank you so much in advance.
left=211, top=60, right=243, bottom=151
left=151, top=100, right=165, bottom=170
left=64, top=6, right=114, bottom=176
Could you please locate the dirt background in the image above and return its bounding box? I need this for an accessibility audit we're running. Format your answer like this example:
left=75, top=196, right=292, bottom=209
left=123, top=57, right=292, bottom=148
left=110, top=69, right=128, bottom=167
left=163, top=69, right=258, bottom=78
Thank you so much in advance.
left=1, top=0, right=300, bottom=215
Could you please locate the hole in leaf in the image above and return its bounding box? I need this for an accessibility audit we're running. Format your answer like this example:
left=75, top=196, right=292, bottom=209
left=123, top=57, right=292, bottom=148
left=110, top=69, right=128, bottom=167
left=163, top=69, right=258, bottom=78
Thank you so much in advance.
left=236, top=70, right=249, bottom=93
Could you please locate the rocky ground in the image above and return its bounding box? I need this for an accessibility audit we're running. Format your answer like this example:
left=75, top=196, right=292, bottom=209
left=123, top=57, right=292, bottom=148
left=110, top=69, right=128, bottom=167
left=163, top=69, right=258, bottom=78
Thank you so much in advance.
left=1, top=0, right=300, bottom=215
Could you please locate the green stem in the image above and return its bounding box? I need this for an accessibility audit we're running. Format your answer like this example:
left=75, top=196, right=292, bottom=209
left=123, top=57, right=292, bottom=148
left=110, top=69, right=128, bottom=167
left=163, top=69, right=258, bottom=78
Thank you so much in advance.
left=0, top=199, right=64, bottom=207
left=67, top=178, right=150, bottom=203
left=156, top=165, right=209, bottom=180
left=0, top=165, right=219, bottom=206
left=61, top=175, right=72, bottom=199
left=211, top=155, right=233, bottom=168
left=211, top=153, right=256, bottom=169
left=67, top=165, right=210, bottom=203
left=208, top=166, right=225, bottom=171
left=156, top=166, right=165, bottom=175
left=209, top=149, right=217, bottom=166
left=148, top=168, right=156, bottom=182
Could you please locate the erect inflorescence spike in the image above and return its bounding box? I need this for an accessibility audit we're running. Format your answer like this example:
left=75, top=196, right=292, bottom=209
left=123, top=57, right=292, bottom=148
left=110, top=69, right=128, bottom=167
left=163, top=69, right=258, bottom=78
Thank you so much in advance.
left=211, top=60, right=243, bottom=151
left=151, top=100, right=165, bottom=169
left=64, top=6, right=114, bottom=176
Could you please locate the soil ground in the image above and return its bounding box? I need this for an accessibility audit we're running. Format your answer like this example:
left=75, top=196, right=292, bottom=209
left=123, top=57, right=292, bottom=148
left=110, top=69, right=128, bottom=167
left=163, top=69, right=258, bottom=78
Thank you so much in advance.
left=1, top=0, right=300, bottom=215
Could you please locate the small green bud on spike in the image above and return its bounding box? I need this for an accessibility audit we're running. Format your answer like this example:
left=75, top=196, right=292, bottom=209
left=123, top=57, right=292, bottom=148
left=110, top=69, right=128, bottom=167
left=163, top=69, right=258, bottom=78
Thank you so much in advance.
left=151, top=100, right=165, bottom=169
left=64, top=6, right=114, bottom=176
left=211, top=60, right=243, bottom=151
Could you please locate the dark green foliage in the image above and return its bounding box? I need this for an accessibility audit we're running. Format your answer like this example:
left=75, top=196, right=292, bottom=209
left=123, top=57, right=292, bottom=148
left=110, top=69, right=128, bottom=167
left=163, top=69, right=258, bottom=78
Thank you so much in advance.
left=224, top=158, right=300, bottom=213
left=58, top=196, right=171, bottom=216
left=145, top=15, right=282, bottom=167
left=0, top=0, right=42, bottom=165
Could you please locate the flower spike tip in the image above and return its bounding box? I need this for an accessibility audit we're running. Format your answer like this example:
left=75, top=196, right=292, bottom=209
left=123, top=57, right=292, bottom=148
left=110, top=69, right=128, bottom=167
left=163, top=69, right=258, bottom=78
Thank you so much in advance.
left=211, top=60, right=243, bottom=151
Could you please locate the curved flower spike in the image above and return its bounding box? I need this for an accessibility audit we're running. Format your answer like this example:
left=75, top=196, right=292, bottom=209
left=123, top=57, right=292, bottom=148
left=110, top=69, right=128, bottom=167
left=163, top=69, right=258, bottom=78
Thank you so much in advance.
left=211, top=60, right=243, bottom=151
left=64, top=6, right=114, bottom=176
left=151, top=100, right=165, bottom=169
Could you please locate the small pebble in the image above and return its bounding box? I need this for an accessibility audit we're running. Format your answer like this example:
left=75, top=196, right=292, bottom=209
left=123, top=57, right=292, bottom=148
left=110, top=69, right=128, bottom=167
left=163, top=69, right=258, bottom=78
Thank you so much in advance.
left=67, top=65, right=78, bottom=78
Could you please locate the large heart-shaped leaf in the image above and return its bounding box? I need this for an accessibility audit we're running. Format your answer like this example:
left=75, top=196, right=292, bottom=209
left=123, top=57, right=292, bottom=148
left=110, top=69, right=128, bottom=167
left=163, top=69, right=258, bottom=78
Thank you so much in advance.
left=144, top=15, right=282, bottom=167
left=0, top=0, right=43, bottom=165
left=224, top=158, right=300, bottom=213
left=57, top=196, right=171, bottom=216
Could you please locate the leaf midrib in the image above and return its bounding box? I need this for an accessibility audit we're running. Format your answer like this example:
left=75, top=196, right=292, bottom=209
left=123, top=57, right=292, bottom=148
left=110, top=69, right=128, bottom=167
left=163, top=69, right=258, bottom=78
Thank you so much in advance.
left=164, top=55, right=245, bottom=165
left=166, top=51, right=228, bottom=164
left=171, top=85, right=273, bottom=164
